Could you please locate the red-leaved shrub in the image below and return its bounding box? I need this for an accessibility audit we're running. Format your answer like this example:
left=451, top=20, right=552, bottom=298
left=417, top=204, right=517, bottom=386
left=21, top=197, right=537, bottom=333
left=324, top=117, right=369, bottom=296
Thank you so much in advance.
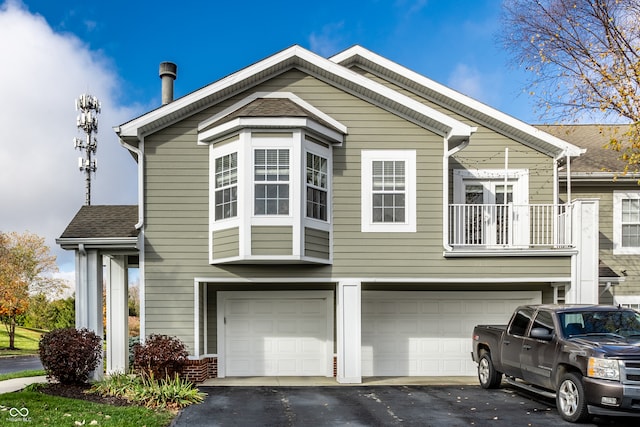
left=39, top=327, right=102, bottom=384
left=133, top=334, right=188, bottom=379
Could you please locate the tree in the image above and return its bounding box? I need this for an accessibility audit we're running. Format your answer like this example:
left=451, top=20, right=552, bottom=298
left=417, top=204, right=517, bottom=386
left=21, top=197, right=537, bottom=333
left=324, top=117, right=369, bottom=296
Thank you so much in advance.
left=501, top=0, right=640, bottom=171
left=0, top=231, right=65, bottom=349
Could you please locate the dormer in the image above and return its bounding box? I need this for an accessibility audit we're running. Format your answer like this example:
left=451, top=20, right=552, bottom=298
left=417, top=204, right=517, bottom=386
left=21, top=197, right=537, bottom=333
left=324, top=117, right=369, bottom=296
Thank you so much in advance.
left=198, top=92, right=347, bottom=264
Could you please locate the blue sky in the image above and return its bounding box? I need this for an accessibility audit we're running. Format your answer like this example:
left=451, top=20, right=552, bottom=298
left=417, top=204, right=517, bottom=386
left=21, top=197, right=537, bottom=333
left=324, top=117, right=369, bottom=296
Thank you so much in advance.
left=20, top=0, right=535, bottom=117
left=0, top=0, right=539, bottom=288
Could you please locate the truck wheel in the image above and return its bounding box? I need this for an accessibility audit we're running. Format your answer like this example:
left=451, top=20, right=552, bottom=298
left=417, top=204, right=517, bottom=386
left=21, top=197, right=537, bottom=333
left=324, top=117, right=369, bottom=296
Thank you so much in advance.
left=478, top=352, right=502, bottom=389
left=556, top=372, right=590, bottom=423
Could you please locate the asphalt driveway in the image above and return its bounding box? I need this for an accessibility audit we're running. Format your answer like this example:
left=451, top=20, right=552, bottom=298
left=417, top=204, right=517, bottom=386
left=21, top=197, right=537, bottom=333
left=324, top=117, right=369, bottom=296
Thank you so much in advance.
left=173, top=384, right=638, bottom=427
left=0, top=356, right=42, bottom=374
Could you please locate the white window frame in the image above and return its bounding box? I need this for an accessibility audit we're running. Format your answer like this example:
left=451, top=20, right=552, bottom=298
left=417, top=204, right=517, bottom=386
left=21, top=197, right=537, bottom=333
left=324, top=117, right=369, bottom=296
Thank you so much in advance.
left=210, top=141, right=243, bottom=232
left=361, top=150, right=416, bottom=233
left=213, top=151, right=238, bottom=221
left=305, top=150, right=329, bottom=222
left=613, top=191, right=640, bottom=254
left=253, top=147, right=291, bottom=216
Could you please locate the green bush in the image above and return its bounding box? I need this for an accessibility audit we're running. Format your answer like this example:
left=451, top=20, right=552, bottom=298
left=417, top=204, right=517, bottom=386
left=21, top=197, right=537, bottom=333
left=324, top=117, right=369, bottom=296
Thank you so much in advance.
left=91, top=372, right=206, bottom=409
left=129, top=336, right=140, bottom=368
left=133, top=334, right=188, bottom=379
left=39, top=327, right=102, bottom=384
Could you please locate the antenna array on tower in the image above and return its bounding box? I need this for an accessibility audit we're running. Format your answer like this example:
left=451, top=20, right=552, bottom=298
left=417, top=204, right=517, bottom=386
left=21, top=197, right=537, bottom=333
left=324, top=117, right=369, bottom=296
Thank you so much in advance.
left=74, top=94, right=100, bottom=205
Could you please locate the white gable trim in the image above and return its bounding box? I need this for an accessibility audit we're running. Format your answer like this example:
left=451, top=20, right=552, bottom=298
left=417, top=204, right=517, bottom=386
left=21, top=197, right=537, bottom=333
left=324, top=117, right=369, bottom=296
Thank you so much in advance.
left=198, top=92, right=347, bottom=134
left=331, top=46, right=584, bottom=158
left=116, top=45, right=474, bottom=143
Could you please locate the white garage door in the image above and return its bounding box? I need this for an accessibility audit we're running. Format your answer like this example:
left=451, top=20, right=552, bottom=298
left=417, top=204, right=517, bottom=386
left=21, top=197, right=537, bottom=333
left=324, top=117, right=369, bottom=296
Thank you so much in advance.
left=220, top=291, right=332, bottom=377
left=362, top=291, right=541, bottom=376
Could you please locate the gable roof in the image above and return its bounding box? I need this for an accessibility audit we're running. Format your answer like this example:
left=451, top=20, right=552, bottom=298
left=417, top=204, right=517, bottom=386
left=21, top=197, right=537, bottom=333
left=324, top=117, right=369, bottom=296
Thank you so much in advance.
left=57, top=205, right=138, bottom=249
left=330, top=45, right=584, bottom=159
left=115, top=45, right=475, bottom=145
left=197, top=93, right=348, bottom=144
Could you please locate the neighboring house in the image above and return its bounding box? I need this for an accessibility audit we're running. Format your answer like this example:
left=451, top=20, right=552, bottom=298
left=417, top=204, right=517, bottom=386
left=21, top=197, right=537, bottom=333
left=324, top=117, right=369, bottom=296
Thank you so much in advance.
left=540, top=125, right=640, bottom=308
left=58, top=45, right=598, bottom=383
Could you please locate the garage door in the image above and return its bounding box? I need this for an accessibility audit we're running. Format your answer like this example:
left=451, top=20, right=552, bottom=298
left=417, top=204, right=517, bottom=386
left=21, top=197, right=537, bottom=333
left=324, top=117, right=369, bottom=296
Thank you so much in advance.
left=362, top=291, right=541, bottom=376
left=220, top=291, right=332, bottom=377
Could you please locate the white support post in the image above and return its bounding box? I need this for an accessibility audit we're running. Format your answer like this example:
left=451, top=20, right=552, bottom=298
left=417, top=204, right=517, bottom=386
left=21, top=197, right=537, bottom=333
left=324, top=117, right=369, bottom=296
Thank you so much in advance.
left=568, top=199, right=599, bottom=304
left=105, top=255, right=129, bottom=375
left=74, top=247, right=104, bottom=380
left=336, top=280, right=362, bottom=384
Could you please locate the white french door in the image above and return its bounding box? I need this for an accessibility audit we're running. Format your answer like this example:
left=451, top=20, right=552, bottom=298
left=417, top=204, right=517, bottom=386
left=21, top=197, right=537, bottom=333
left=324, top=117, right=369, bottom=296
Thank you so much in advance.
left=453, top=169, right=529, bottom=247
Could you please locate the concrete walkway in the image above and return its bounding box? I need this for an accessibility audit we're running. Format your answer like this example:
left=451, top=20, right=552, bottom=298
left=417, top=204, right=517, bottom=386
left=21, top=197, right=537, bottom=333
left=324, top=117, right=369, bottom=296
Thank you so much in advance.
left=0, top=376, right=47, bottom=394
left=0, top=375, right=478, bottom=393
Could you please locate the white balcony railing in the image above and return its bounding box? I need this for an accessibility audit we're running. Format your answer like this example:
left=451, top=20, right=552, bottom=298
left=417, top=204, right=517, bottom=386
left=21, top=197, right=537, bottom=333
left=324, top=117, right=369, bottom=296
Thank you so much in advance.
left=448, top=203, right=573, bottom=249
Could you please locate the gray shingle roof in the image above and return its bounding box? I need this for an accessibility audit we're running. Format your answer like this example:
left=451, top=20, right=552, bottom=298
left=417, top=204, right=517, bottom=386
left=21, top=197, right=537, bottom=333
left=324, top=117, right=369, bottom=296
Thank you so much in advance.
left=214, top=98, right=343, bottom=133
left=59, top=205, right=138, bottom=239
left=536, top=124, right=629, bottom=173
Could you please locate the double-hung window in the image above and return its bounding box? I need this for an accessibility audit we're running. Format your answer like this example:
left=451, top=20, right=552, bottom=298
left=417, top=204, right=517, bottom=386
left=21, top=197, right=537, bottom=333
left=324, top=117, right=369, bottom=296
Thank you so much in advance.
left=614, top=191, right=640, bottom=254
left=306, top=152, right=328, bottom=221
left=372, top=160, right=406, bottom=223
left=254, top=148, right=290, bottom=215
left=361, top=150, right=416, bottom=232
left=214, top=152, right=238, bottom=220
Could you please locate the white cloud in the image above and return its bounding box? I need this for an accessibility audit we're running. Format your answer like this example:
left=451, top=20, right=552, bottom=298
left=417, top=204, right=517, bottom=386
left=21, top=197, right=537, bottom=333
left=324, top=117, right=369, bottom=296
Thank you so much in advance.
left=309, top=22, right=346, bottom=57
left=447, top=63, right=486, bottom=101
left=0, top=1, right=140, bottom=278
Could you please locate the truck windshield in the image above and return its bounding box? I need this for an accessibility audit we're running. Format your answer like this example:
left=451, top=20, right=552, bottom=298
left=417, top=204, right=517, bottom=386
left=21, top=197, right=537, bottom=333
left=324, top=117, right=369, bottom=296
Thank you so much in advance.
left=559, top=310, right=640, bottom=338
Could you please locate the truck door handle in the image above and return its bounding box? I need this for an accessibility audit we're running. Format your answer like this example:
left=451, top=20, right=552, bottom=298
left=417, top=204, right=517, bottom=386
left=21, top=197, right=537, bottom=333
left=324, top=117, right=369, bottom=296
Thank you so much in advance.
left=503, top=340, right=510, bottom=346
left=523, top=345, right=532, bottom=350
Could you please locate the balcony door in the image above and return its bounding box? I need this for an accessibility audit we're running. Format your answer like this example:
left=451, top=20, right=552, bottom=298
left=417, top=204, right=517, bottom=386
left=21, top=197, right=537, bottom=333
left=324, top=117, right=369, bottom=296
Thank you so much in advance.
left=453, top=169, right=529, bottom=247
left=463, top=181, right=513, bottom=245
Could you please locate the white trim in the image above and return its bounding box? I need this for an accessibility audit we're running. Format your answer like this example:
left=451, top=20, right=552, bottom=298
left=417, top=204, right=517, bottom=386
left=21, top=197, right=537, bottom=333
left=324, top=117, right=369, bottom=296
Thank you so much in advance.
left=613, top=191, right=640, bottom=255
left=337, top=280, right=362, bottom=383
left=195, top=276, right=570, bottom=284
left=199, top=117, right=344, bottom=145
left=216, top=290, right=334, bottom=378
left=118, top=46, right=473, bottom=142
left=361, top=150, right=416, bottom=233
left=194, top=280, right=200, bottom=356
left=615, top=295, right=640, bottom=305
left=56, top=237, right=138, bottom=249
left=444, top=249, right=577, bottom=258
left=203, top=284, right=208, bottom=355
left=453, top=168, right=529, bottom=204
left=330, top=45, right=584, bottom=157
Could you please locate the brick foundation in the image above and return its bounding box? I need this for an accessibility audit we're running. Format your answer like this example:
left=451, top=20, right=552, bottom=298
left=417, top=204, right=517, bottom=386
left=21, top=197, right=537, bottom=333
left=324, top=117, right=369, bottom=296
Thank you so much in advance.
left=183, top=357, right=218, bottom=383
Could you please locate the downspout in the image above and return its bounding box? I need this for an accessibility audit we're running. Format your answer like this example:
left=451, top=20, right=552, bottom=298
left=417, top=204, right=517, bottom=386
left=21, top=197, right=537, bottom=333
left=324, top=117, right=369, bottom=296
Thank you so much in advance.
left=116, top=133, right=146, bottom=340
left=116, top=136, right=144, bottom=229
left=443, top=134, right=471, bottom=252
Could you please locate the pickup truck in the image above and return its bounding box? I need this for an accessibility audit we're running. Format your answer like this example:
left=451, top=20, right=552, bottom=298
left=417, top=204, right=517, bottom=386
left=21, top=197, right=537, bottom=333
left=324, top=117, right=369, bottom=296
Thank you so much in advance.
left=472, top=304, right=640, bottom=422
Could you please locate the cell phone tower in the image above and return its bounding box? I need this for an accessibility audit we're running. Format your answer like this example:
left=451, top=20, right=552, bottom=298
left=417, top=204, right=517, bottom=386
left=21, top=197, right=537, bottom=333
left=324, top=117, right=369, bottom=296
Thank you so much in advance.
left=73, top=94, right=101, bottom=206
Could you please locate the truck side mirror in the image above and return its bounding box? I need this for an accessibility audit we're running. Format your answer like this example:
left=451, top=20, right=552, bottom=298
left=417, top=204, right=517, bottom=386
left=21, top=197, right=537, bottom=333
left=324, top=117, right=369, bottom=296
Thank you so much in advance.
left=530, top=327, right=553, bottom=341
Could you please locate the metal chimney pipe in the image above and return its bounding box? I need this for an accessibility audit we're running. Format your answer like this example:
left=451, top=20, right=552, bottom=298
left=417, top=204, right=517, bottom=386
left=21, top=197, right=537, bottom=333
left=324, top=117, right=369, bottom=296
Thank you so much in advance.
left=159, top=62, right=177, bottom=105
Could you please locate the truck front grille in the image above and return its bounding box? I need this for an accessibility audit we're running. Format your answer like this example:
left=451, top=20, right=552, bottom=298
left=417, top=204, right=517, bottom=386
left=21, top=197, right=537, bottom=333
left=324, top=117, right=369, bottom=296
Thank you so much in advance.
left=621, top=361, right=640, bottom=385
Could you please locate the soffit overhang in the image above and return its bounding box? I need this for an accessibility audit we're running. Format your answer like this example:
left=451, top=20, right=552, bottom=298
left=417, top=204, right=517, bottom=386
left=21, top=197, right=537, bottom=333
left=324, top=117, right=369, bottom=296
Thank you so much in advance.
left=115, top=45, right=474, bottom=144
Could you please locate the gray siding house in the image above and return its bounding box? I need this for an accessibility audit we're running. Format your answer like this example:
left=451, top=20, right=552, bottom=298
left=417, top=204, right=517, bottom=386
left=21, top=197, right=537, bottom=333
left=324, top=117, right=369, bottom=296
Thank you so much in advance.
left=59, top=46, right=598, bottom=383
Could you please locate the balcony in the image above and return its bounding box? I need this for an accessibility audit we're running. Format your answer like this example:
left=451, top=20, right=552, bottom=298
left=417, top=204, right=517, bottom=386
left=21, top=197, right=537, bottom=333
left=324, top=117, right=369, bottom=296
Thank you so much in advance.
left=448, top=203, right=573, bottom=251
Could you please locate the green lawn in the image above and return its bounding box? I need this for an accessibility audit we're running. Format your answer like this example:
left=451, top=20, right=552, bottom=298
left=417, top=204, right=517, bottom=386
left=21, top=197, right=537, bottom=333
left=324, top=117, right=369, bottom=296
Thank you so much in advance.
left=0, top=326, right=42, bottom=356
left=0, top=390, right=175, bottom=427
left=0, top=370, right=45, bottom=381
